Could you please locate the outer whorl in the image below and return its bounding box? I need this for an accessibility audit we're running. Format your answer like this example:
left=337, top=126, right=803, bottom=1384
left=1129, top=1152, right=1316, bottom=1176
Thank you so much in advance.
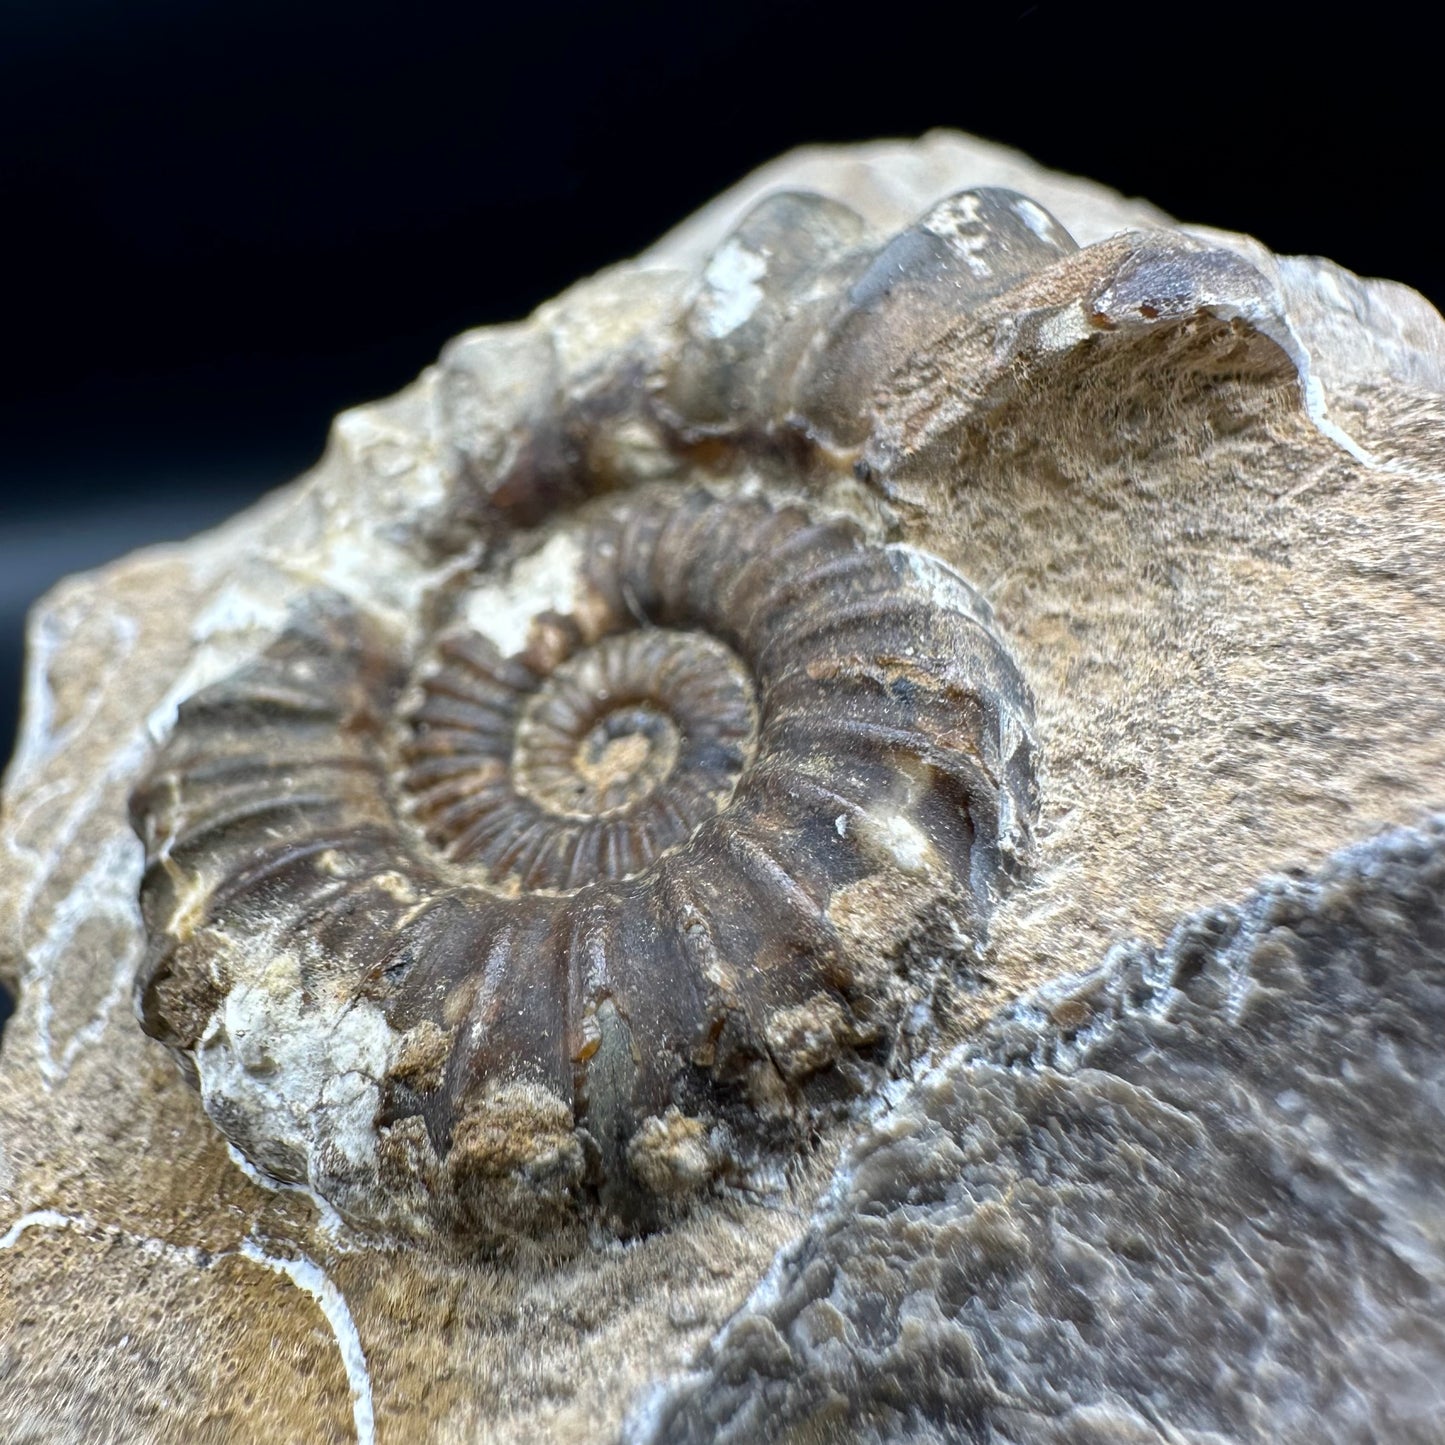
left=132, top=484, right=1035, bottom=1242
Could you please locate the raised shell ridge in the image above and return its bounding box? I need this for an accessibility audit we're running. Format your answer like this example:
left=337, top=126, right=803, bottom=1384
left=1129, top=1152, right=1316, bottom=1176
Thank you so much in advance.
left=130, top=186, right=1059, bottom=1244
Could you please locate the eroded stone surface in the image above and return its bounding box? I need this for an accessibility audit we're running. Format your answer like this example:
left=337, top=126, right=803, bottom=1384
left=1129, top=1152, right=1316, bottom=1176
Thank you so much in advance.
left=629, top=815, right=1445, bottom=1444
left=2, top=131, right=1443, bottom=1443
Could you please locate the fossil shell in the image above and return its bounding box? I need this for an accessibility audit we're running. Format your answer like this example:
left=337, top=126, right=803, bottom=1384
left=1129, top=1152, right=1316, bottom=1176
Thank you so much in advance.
left=130, top=189, right=1050, bottom=1244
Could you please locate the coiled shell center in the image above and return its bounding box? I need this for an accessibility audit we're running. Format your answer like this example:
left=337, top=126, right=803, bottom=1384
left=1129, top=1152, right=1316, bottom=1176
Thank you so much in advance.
left=402, top=626, right=759, bottom=891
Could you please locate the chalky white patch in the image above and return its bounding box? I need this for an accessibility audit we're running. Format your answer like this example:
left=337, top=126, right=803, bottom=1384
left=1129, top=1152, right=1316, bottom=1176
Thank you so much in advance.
left=193, top=956, right=398, bottom=1209
left=925, top=191, right=983, bottom=231
left=921, top=193, right=997, bottom=279
left=697, top=236, right=768, bottom=339
left=859, top=810, right=934, bottom=874
left=462, top=531, right=585, bottom=658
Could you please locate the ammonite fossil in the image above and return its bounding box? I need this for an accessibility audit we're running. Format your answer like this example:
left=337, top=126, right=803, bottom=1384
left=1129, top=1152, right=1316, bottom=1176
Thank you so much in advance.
left=131, top=188, right=1051, bottom=1244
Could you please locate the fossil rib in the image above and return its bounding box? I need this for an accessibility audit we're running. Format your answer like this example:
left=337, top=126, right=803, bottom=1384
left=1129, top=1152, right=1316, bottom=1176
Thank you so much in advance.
left=131, top=485, right=1035, bottom=1239
left=126, top=188, right=1064, bottom=1244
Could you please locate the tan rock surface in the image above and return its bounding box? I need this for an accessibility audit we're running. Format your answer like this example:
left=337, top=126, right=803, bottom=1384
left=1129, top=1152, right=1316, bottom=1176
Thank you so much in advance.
left=2, top=132, right=1442, bottom=1443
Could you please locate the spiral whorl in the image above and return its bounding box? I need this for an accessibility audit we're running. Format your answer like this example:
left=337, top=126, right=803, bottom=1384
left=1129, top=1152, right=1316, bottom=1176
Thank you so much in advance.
left=131, top=483, right=1035, bottom=1241
left=403, top=624, right=758, bottom=890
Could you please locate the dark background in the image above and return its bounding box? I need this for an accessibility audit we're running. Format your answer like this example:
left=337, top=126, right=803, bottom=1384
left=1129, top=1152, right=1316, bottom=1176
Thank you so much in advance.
left=0, top=1, right=1437, bottom=769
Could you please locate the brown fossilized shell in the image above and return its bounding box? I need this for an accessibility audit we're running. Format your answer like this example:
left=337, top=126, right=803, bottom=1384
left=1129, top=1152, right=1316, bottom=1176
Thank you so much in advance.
left=657, top=186, right=1076, bottom=453
left=128, top=189, right=1051, bottom=1245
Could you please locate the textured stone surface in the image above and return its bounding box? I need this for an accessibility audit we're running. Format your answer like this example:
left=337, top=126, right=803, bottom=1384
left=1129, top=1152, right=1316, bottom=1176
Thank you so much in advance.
left=1, top=132, right=1443, bottom=1443
left=629, top=815, right=1445, bottom=1444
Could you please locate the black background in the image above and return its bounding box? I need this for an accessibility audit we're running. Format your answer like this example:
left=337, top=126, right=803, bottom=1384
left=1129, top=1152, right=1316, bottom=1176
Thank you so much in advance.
left=0, top=1, right=1438, bottom=770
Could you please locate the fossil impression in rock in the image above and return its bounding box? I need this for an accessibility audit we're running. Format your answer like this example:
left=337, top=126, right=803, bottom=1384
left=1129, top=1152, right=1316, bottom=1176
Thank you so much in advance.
left=128, top=189, right=1052, bottom=1241
left=7, top=132, right=1445, bottom=1442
